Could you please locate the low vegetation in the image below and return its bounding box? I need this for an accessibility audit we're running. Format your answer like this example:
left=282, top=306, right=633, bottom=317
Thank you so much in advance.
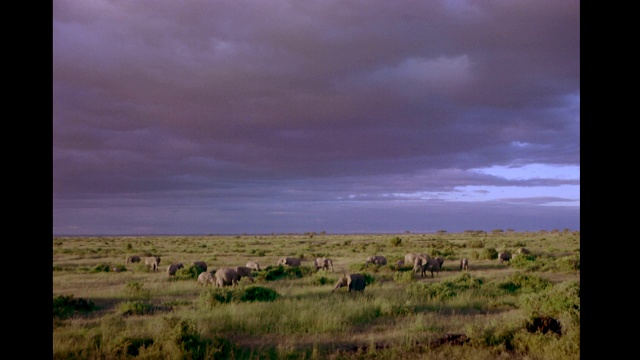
left=53, top=231, right=579, bottom=359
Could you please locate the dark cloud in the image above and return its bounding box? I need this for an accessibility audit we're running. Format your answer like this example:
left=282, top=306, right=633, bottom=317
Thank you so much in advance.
left=53, top=0, right=579, bottom=235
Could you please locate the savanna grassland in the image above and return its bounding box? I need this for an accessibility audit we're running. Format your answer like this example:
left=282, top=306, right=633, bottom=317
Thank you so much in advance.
left=53, top=230, right=580, bottom=359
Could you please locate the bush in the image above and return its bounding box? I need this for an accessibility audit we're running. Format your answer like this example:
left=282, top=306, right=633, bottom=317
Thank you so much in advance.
left=264, top=265, right=314, bottom=280
left=393, top=270, right=414, bottom=284
left=198, top=286, right=280, bottom=307
left=496, top=272, right=552, bottom=294
left=389, top=236, right=402, bottom=247
left=519, top=280, right=580, bottom=321
left=482, top=248, right=498, bottom=260
left=118, top=301, right=156, bottom=316
left=53, top=294, right=97, bottom=319
left=91, top=263, right=114, bottom=273
left=466, top=240, right=485, bottom=248
left=173, top=264, right=202, bottom=280
left=159, top=318, right=236, bottom=360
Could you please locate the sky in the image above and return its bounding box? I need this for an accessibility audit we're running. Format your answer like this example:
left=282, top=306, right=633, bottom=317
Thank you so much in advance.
left=52, top=0, right=580, bottom=236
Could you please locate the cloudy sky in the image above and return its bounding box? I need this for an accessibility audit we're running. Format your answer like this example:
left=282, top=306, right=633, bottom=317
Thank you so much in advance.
left=53, top=0, right=580, bottom=236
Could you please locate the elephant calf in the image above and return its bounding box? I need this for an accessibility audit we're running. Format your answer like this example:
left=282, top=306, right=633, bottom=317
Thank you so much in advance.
left=167, top=263, right=184, bottom=276
left=498, top=252, right=511, bottom=263
left=333, top=273, right=366, bottom=293
left=246, top=261, right=261, bottom=271
left=145, top=256, right=161, bottom=271
left=365, top=255, right=387, bottom=266
left=197, top=271, right=215, bottom=286
left=460, top=258, right=469, bottom=271
left=314, top=258, right=334, bottom=272
left=126, top=255, right=141, bottom=264
left=277, top=257, right=301, bottom=267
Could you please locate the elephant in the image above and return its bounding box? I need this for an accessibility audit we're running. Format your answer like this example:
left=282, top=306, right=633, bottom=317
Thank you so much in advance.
left=436, top=256, right=445, bottom=270
left=214, top=267, right=240, bottom=287
left=277, top=257, right=302, bottom=267
left=422, top=258, right=441, bottom=278
left=233, top=266, right=255, bottom=282
left=498, top=252, right=512, bottom=263
left=144, top=256, right=161, bottom=271
left=197, top=271, right=215, bottom=286
left=167, top=263, right=184, bottom=276
left=413, top=257, right=426, bottom=276
left=314, top=258, right=334, bottom=271
left=397, top=259, right=405, bottom=267
left=460, top=258, right=469, bottom=271
left=517, top=247, right=530, bottom=255
left=126, top=255, right=141, bottom=264
left=246, top=261, right=261, bottom=271
left=365, top=255, right=387, bottom=265
left=404, top=253, right=417, bottom=265
left=191, top=261, right=207, bottom=272
left=333, top=273, right=366, bottom=293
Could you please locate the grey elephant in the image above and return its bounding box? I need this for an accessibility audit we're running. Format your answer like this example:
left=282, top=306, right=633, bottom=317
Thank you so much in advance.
left=517, top=247, right=530, bottom=255
left=126, top=255, right=141, bottom=264
left=277, top=257, right=302, bottom=267
left=144, top=256, right=161, bottom=271
left=314, top=258, right=334, bottom=271
left=422, top=257, right=441, bottom=278
left=167, top=263, right=184, bottom=276
left=460, top=258, right=469, bottom=271
left=246, top=261, right=261, bottom=271
left=333, top=273, right=366, bottom=293
left=498, top=252, right=511, bottom=263
left=191, top=261, right=207, bottom=272
left=197, top=271, right=215, bottom=286
left=214, top=267, right=240, bottom=287
left=397, top=259, right=405, bottom=267
left=365, top=255, right=387, bottom=265
left=436, top=256, right=445, bottom=270
left=233, top=266, right=255, bottom=282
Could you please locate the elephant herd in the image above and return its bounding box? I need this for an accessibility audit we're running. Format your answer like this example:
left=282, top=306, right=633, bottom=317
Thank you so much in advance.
left=124, top=248, right=521, bottom=292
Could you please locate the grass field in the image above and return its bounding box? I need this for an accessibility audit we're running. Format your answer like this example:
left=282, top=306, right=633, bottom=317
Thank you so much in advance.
left=53, top=230, right=580, bottom=359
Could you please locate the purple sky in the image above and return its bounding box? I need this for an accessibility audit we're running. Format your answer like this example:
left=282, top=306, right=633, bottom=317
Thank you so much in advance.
left=53, top=0, right=580, bottom=236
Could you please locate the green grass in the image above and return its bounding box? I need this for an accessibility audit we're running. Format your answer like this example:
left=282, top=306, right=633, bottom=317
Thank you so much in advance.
left=53, top=231, right=580, bottom=359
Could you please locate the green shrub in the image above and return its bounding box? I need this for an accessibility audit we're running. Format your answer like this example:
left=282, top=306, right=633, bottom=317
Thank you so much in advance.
left=497, top=272, right=552, bottom=294
left=53, top=294, right=97, bottom=318
left=118, top=301, right=156, bottom=316
left=482, top=247, right=498, bottom=260
left=234, top=286, right=280, bottom=302
left=510, top=254, right=539, bottom=271
left=466, top=240, right=484, bottom=249
left=264, top=265, right=312, bottom=280
left=389, top=236, right=402, bottom=247
left=173, top=264, right=202, bottom=280
left=555, top=255, right=580, bottom=271
left=198, top=286, right=280, bottom=307
left=519, top=280, right=580, bottom=321
left=91, top=263, right=114, bottom=273
left=124, top=281, right=150, bottom=300
left=393, top=270, right=414, bottom=284
left=160, top=318, right=236, bottom=360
